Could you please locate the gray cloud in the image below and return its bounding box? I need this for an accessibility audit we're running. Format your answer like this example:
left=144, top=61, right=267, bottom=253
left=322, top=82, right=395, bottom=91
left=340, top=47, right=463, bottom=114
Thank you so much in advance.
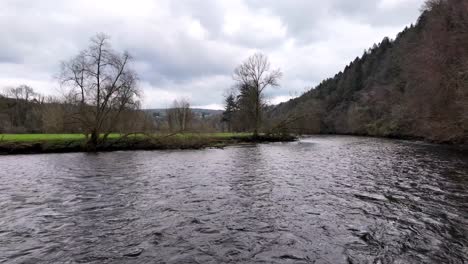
left=0, top=0, right=425, bottom=109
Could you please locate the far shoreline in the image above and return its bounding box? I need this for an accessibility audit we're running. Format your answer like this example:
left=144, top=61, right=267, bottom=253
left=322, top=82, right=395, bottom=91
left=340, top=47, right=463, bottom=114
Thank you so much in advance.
left=0, top=133, right=297, bottom=155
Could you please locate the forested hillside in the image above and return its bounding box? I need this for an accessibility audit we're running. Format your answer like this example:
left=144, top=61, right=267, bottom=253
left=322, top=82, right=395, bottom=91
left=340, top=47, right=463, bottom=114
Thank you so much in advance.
left=271, top=0, right=468, bottom=144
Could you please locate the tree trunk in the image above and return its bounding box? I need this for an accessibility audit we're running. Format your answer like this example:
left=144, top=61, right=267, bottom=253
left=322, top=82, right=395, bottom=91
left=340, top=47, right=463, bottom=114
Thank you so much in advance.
left=88, top=129, right=99, bottom=151
left=182, top=110, right=186, bottom=131
left=253, top=90, right=260, bottom=138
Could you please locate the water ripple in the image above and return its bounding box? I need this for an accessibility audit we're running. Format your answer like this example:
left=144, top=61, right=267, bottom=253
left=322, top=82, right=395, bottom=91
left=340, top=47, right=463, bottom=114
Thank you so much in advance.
left=0, top=136, right=466, bottom=263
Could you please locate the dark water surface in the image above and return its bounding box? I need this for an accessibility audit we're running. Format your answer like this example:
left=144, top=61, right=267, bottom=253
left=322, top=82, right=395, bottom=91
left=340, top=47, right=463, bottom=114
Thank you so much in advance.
left=0, top=136, right=467, bottom=264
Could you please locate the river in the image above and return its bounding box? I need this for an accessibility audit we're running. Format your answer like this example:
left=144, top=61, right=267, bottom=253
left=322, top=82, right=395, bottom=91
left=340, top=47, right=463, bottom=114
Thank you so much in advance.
left=0, top=136, right=467, bottom=263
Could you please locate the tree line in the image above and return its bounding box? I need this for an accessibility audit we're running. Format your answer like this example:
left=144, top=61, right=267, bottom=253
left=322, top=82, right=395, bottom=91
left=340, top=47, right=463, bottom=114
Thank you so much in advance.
left=0, top=34, right=281, bottom=148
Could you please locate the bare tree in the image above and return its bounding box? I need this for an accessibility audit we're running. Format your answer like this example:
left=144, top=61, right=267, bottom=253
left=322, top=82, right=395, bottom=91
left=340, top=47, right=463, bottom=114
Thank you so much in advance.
left=59, top=33, right=140, bottom=148
left=1, top=85, right=39, bottom=131
left=233, top=53, right=282, bottom=136
left=167, top=98, right=192, bottom=132
left=39, top=96, right=66, bottom=133
left=4, top=85, right=37, bottom=102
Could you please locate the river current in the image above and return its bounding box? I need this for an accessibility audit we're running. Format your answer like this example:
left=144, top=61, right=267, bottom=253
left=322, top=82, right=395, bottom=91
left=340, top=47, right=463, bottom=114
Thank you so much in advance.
left=0, top=136, right=467, bottom=263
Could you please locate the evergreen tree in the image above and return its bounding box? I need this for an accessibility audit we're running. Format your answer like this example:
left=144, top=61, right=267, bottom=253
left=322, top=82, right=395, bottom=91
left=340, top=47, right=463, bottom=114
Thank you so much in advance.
left=222, top=94, right=237, bottom=132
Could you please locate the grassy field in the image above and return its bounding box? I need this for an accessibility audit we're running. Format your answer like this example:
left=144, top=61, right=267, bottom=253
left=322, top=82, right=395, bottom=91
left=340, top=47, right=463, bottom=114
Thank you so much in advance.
left=0, top=132, right=253, bottom=143
left=0, top=132, right=292, bottom=154
left=0, top=133, right=114, bottom=142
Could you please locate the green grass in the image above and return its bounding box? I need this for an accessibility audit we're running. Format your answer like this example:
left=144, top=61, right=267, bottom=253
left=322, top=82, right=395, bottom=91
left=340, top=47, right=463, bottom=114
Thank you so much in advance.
left=0, top=132, right=295, bottom=154
left=0, top=133, right=123, bottom=142
left=0, top=134, right=85, bottom=142
left=0, top=132, right=252, bottom=143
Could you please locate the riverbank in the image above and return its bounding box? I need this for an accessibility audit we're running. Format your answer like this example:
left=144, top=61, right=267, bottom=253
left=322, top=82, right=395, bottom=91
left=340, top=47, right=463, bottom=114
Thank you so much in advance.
left=307, top=131, right=468, bottom=146
left=296, top=133, right=468, bottom=153
left=0, top=133, right=296, bottom=155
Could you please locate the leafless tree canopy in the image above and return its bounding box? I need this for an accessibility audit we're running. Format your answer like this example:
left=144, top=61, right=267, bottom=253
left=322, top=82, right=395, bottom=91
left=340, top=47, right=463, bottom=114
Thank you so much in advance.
left=4, top=85, right=38, bottom=102
left=233, top=53, right=282, bottom=93
left=232, top=53, right=282, bottom=136
left=59, top=33, right=141, bottom=147
left=167, top=98, right=192, bottom=132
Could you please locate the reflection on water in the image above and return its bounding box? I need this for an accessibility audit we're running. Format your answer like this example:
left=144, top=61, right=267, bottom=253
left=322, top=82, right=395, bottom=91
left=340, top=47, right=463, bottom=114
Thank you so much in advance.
left=0, top=136, right=467, bottom=263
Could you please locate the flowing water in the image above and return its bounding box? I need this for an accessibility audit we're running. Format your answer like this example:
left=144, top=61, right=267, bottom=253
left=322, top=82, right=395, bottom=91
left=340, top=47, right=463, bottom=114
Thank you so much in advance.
left=0, top=136, right=467, bottom=264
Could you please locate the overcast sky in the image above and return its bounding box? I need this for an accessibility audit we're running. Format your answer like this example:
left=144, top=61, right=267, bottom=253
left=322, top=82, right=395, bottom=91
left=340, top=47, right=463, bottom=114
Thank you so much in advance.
left=0, top=0, right=425, bottom=109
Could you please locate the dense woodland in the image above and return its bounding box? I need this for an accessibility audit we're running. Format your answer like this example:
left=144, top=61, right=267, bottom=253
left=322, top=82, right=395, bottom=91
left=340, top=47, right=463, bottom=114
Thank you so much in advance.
left=269, top=0, right=468, bottom=144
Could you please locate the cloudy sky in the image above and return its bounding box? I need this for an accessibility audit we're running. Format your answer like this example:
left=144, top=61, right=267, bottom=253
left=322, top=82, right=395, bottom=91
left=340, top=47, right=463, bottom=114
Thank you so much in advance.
left=0, top=0, right=425, bottom=109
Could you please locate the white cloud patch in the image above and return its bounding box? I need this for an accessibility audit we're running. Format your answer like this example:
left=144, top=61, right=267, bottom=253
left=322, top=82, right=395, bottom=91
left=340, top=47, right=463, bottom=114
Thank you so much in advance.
left=379, top=0, right=420, bottom=10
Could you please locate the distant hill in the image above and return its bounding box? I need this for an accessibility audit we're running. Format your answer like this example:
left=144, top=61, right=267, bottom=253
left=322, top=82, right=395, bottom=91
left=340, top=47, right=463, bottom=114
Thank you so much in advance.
left=144, top=108, right=223, bottom=118
left=270, top=0, right=468, bottom=144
